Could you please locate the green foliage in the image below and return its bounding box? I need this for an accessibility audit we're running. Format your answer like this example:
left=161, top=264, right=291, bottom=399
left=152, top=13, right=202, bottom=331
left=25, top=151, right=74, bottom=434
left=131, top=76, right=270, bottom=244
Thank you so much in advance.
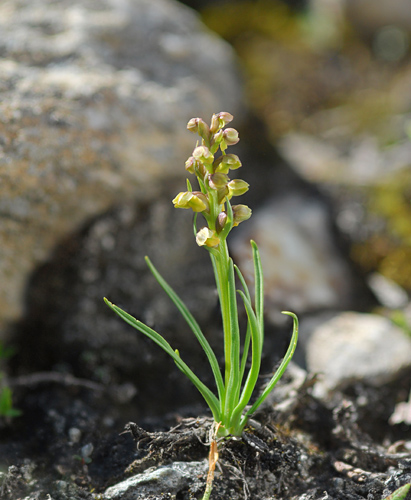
left=0, top=342, right=21, bottom=418
left=383, top=483, right=411, bottom=500
left=105, top=112, right=298, bottom=437
left=0, top=384, right=21, bottom=418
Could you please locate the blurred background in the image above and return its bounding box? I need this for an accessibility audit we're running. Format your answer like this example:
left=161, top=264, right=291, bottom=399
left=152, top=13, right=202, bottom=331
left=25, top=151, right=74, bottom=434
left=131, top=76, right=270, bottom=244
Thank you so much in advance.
left=1, top=0, right=411, bottom=417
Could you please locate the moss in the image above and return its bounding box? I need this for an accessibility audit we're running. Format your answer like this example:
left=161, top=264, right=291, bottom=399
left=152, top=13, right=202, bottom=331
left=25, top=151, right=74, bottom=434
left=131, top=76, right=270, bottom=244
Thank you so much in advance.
left=350, top=169, right=411, bottom=289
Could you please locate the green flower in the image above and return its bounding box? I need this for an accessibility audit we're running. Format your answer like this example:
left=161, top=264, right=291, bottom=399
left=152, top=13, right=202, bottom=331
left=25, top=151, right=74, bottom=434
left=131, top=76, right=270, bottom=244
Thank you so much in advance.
left=232, top=204, right=252, bottom=226
left=228, top=179, right=249, bottom=198
left=209, top=173, right=229, bottom=190
left=187, top=118, right=211, bottom=143
left=210, top=112, right=233, bottom=134
left=213, top=154, right=242, bottom=174
left=196, top=227, right=220, bottom=247
left=172, top=191, right=209, bottom=212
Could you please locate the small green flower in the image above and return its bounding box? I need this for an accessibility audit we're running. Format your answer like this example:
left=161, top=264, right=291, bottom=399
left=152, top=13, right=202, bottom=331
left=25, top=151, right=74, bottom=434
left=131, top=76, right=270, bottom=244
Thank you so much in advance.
left=187, top=118, right=211, bottom=143
left=209, top=173, right=229, bottom=190
left=215, top=212, right=228, bottom=233
left=228, top=179, right=249, bottom=198
left=193, top=146, right=214, bottom=171
left=232, top=204, right=252, bottom=226
left=222, top=127, right=239, bottom=145
left=213, top=154, right=242, bottom=174
left=172, top=191, right=209, bottom=212
left=196, top=227, right=220, bottom=247
left=210, top=112, right=233, bottom=133
left=185, top=156, right=196, bottom=174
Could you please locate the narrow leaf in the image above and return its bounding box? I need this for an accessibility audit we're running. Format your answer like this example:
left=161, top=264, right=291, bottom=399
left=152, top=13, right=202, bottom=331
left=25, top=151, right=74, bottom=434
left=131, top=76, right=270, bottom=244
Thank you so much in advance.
left=104, top=298, right=220, bottom=420
left=144, top=258, right=225, bottom=404
left=230, top=290, right=262, bottom=426
left=244, top=311, right=298, bottom=420
left=383, top=483, right=411, bottom=500
left=251, top=240, right=264, bottom=342
left=234, top=264, right=252, bottom=385
left=224, top=258, right=241, bottom=420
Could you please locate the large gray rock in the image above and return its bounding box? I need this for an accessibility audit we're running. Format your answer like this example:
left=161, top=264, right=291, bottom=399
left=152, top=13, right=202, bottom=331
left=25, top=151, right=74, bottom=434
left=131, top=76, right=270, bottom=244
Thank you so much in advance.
left=0, top=0, right=241, bottom=338
left=306, top=311, right=411, bottom=395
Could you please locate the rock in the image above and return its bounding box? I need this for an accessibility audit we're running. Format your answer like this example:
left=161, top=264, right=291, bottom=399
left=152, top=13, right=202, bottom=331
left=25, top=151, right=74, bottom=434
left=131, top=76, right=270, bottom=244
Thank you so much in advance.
left=0, top=0, right=242, bottom=340
left=277, top=128, right=411, bottom=292
left=306, top=312, right=411, bottom=395
left=230, top=194, right=354, bottom=323
left=278, top=133, right=411, bottom=187
left=14, top=198, right=222, bottom=415
left=367, top=272, right=409, bottom=309
left=103, top=460, right=208, bottom=500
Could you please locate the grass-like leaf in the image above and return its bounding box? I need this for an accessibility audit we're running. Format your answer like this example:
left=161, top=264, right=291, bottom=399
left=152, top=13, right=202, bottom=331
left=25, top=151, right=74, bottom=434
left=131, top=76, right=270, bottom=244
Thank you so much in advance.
left=104, top=298, right=220, bottom=420
left=144, top=257, right=224, bottom=404
left=230, top=289, right=262, bottom=430
left=383, top=483, right=411, bottom=500
left=244, top=311, right=298, bottom=422
left=223, top=258, right=241, bottom=423
left=251, top=240, right=264, bottom=341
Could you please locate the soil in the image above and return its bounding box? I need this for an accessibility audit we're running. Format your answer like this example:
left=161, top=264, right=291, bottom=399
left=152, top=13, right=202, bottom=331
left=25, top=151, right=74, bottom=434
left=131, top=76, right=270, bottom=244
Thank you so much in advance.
left=1, top=361, right=411, bottom=499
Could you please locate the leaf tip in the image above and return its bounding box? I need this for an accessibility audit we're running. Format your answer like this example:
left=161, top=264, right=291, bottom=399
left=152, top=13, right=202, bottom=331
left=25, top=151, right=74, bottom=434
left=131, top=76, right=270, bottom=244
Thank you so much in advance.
left=281, top=311, right=298, bottom=321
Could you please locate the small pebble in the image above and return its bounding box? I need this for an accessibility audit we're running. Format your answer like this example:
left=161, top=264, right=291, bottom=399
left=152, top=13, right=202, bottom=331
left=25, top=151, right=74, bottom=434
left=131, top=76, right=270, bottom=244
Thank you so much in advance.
left=68, top=427, right=81, bottom=444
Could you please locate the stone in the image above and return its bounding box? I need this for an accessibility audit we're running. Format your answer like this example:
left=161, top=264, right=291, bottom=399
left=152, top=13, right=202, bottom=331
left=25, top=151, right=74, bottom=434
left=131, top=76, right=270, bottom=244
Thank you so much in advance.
left=0, top=0, right=242, bottom=339
left=14, top=198, right=222, bottom=415
left=103, top=460, right=208, bottom=500
left=230, top=194, right=353, bottom=323
left=306, top=311, right=411, bottom=394
left=278, top=132, right=411, bottom=187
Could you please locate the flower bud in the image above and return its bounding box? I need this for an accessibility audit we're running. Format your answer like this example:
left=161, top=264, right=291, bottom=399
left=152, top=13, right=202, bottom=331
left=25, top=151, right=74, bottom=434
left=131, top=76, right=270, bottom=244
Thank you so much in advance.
left=228, top=179, right=249, bottom=197
left=193, top=145, right=214, bottom=165
left=192, top=191, right=210, bottom=212
left=223, top=128, right=240, bottom=146
left=210, top=112, right=234, bottom=133
left=232, top=204, right=252, bottom=226
left=172, top=191, right=208, bottom=212
left=211, top=129, right=224, bottom=148
left=196, top=227, right=220, bottom=248
left=187, top=118, right=199, bottom=133
left=185, top=156, right=196, bottom=174
left=215, top=212, right=228, bottom=233
left=217, top=186, right=229, bottom=204
left=209, top=172, right=229, bottom=190
left=187, top=118, right=211, bottom=142
left=214, top=154, right=242, bottom=174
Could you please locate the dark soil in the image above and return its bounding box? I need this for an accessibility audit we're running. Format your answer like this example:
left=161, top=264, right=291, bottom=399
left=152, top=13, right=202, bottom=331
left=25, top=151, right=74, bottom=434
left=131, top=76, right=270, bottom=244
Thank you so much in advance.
left=1, top=362, right=411, bottom=499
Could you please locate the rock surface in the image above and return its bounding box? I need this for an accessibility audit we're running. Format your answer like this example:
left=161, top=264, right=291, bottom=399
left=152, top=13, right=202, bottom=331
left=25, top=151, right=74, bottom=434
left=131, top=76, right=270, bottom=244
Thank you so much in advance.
left=104, top=461, right=208, bottom=500
left=14, top=197, right=222, bottom=415
left=230, top=194, right=354, bottom=323
left=0, top=0, right=241, bottom=340
left=306, top=311, right=411, bottom=394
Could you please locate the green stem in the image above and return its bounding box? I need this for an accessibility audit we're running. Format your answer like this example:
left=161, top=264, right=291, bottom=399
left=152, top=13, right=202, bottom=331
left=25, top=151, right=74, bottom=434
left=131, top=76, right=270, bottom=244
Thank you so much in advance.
left=210, top=238, right=241, bottom=432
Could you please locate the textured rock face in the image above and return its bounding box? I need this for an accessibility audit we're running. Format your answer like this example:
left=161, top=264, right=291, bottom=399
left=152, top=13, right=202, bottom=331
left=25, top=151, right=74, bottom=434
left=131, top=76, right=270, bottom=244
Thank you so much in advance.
left=230, top=194, right=354, bottom=323
left=306, top=312, right=411, bottom=395
left=0, top=0, right=241, bottom=337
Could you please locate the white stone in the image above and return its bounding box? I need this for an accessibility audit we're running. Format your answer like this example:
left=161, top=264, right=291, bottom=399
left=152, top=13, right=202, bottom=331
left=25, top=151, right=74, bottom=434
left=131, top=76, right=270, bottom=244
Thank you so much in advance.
left=307, top=312, right=411, bottom=393
left=104, top=461, right=208, bottom=499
